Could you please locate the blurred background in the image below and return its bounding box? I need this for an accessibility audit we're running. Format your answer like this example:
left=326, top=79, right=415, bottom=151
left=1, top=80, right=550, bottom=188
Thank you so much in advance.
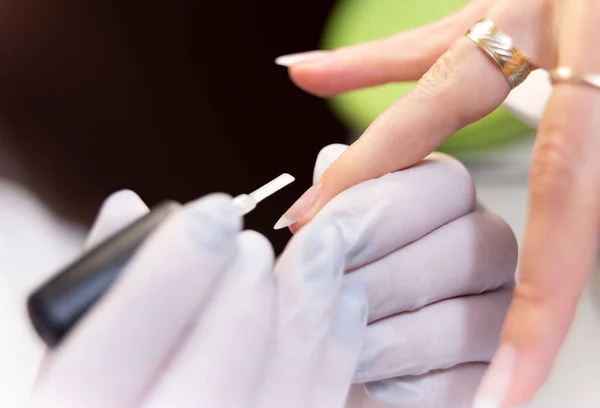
left=0, top=0, right=537, bottom=255
left=0, top=1, right=599, bottom=407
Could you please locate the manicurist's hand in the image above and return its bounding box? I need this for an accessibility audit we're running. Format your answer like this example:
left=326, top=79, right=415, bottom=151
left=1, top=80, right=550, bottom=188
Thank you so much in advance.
left=29, top=190, right=366, bottom=408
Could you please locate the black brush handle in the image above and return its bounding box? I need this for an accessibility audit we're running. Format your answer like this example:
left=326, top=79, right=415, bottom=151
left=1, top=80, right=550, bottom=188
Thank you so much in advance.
left=27, top=200, right=181, bottom=348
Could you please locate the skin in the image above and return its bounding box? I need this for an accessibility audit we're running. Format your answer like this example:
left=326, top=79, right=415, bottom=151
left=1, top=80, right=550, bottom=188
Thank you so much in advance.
left=281, top=0, right=600, bottom=404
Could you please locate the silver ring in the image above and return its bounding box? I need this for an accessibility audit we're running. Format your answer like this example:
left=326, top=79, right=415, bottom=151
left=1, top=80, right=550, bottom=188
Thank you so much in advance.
left=465, top=19, right=532, bottom=89
left=550, top=66, right=600, bottom=91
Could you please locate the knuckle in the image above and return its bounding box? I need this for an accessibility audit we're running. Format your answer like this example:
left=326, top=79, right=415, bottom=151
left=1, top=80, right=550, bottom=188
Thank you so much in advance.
left=529, top=130, right=582, bottom=199
left=513, top=276, right=579, bottom=320
left=417, top=46, right=463, bottom=95
left=512, top=280, right=547, bottom=309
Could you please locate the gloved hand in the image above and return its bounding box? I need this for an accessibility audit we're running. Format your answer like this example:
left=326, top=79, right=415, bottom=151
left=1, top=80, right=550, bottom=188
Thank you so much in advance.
left=308, top=145, right=518, bottom=408
left=28, top=190, right=367, bottom=408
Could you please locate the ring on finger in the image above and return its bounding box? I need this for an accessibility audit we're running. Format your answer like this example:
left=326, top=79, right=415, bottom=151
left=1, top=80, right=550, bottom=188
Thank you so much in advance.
left=465, top=19, right=532, bottom=89
left=550, top=66, right=600, bottom=91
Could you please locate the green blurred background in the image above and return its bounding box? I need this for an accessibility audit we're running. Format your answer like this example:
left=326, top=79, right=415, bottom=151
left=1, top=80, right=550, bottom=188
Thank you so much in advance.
left=321, top=0, right=533, bottom=152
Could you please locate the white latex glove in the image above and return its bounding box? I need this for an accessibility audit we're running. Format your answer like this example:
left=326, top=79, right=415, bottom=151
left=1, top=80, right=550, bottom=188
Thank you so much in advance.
left=28, top=190, right=367, bottom=408
left=311, top=145, right=518, bottom=408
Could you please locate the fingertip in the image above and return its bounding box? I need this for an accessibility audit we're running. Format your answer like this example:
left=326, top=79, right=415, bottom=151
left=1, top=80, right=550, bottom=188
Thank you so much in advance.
left=85, top=189, right=150, bottom=250
left=288, top=220, right=304, bottom=235
left=182, top=194, right=242, bottom=253
left=99, top=189, right=148, bottom=217
left=288, top=176, right=347, bottom=234
left=237, top=230, right=275, bottom=271
left=288, top=65, right=344, bottom=98
left=313, top=143, right=349, bottom=184
left=499, top=306, right=565, bottom=405
left=289, top=204, right=321, bottom=234
left=186, top=193, right=240, bottom=227
left=485, top=283, right=578, bottom=406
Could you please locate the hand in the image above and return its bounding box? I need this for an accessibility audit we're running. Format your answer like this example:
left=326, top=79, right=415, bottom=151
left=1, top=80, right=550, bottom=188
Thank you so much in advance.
left=276, top=1, right=600, bottom=405
left=309, top=145, right=517, bottom=407
left=28, top=190, right=367, bottom=408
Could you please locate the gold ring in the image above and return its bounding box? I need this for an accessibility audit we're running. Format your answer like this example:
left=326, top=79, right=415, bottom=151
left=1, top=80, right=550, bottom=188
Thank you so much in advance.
left=465, top=19, right=532, bottom=89
left=550, top=66, right=600, bottom=91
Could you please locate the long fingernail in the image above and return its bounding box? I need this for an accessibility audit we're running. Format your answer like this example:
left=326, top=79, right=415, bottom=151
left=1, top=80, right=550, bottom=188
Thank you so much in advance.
left=273, top=183, right=321, bottom=230
left=275, top=51, right=330, bottom=67
left=472, top=344, right=525, bottom=408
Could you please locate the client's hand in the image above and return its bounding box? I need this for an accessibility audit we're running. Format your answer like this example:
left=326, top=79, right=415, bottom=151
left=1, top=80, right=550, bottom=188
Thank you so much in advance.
left=308, top=145, right=517, bottom=408
left=28, top=191, right=367, bottom=408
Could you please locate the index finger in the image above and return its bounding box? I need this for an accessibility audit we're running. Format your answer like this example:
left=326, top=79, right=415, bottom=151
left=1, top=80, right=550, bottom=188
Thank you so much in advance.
left=30, top=195, right=241, bottom=408
left=275, top=1, right=551, bottom=232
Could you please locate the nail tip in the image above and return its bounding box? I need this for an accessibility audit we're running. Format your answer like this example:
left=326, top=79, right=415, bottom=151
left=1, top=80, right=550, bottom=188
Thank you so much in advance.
left=274, top=51, right=329, bottom=67
left=274, top=58, right=290, bottom=67
left=273, top=215, right=294, bottom=230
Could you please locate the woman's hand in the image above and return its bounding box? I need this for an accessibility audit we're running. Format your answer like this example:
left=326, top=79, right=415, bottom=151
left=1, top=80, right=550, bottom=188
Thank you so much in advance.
left=29, top=191, right=367, bottom=408
left=309, top=145, right=517, bottom=407
left=276, top=1, right=600, bottom=405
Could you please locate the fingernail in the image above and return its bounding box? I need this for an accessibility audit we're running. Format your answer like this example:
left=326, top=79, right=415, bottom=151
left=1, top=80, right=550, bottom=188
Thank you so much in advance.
left=275, top=51, right=330, bottom=67
left=472, top=344, right=521, bottom=408
left=273, top=183, right=321, bottom=230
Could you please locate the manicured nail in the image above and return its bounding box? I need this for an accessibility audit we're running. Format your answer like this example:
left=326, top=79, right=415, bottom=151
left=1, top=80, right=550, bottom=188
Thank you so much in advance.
left=472, top=344, right=523, bottom=408
left=273, top=183, right=321, bottom=230
left=275, top=51, right=330, bottom=67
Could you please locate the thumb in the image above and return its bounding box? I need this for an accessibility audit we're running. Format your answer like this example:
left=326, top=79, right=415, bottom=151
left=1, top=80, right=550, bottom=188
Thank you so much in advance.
left=84, top=190, right=149, bottom=251
left=313, top=144, right=349, bottom=184
left=274, top=144, right=348, bottom=232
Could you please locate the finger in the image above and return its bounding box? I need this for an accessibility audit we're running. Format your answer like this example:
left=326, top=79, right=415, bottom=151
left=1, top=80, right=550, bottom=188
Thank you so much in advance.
left=84, top=190, right=149, bottom=251
left=308, top=281, right=368, bottom=408
left=313, top=144, right=349, bottom=184
left=364, top=363, right=487, bottom=408
left=285, top=1, right=553, bottom=232
left=256, top=216, right=345, bottom=408
left=143, top=231, right=275, bottom=408
left=275, top=143, right=347, bottom=231
left=479, top=3, right=600, bottom=405
left=347, top=210, right=517, bottom=322
left=29, top=194, right=241, bottom=408
left=355, top=287, right=512, bottom=383
left=278, top=0, right=493, bottom=97
left=290, top=153, right=476, bottom=265
left=38, top=190, right=150, bottom=376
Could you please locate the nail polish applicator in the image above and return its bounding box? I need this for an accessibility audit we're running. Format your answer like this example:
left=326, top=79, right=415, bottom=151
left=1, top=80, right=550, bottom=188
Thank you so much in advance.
left=27, top=174, right=295, bottom=348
